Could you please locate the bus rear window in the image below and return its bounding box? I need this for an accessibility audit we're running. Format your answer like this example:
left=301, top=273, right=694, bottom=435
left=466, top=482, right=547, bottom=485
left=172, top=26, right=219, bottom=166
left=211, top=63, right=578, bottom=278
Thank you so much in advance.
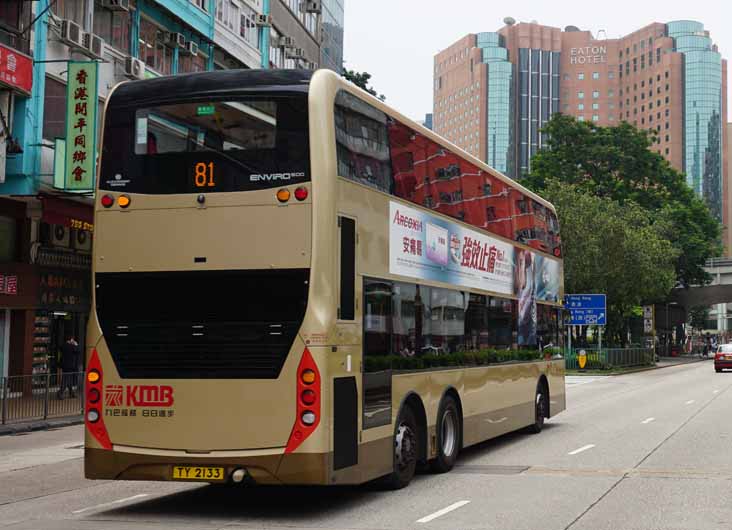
left=100, top=95, right=309, bottom=194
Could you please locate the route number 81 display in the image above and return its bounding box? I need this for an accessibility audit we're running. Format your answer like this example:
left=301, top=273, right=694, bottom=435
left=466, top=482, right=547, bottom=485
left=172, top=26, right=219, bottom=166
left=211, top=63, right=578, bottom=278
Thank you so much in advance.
left=194, top=162, right=215, bottom=187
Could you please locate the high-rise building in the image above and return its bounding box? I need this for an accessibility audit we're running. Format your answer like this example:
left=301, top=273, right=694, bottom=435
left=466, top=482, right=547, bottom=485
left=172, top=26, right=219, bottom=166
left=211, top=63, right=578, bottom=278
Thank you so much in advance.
left=320, top=0, right=345, bottom=73
left=433, top=32, right=516, bottom=175
left=433, top=19, right=728, bottom=247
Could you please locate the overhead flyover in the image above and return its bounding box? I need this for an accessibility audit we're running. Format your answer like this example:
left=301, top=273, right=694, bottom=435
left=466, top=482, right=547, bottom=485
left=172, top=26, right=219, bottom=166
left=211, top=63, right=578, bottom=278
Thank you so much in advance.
left=670, top=258, right=732, bottom=309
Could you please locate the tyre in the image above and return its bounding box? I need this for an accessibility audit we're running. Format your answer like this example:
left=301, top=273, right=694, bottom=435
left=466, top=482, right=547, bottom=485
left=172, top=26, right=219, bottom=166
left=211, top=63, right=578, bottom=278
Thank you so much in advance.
left=381, top=406, right=418, bottom=489
left=431, top=395, right=460, bottom=473
left=526, top=383, right=547, bottom=434
left=716, top=368, right=722, bottom=373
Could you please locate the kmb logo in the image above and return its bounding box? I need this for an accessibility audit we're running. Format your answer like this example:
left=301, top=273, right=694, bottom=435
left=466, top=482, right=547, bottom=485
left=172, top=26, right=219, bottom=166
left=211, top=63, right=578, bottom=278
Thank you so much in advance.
left=104, top=385, right=174, bottom=407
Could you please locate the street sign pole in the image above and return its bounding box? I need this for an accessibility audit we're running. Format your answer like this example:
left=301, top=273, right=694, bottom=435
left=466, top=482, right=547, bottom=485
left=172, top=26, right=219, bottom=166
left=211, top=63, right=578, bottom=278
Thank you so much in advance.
left=599, top=326, right=602, bottom=355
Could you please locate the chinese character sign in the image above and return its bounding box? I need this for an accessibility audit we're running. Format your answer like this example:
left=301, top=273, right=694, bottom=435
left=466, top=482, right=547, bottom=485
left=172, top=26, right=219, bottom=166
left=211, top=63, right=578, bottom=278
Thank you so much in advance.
left=0, top=44, right=32, bottom=93
left=65, top=62, right=99, bottom=191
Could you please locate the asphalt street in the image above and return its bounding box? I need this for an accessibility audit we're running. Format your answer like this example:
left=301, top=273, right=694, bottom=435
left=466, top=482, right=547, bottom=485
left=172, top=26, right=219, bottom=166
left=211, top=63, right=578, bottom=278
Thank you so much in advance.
left=1, top=360, right=730, bottom=530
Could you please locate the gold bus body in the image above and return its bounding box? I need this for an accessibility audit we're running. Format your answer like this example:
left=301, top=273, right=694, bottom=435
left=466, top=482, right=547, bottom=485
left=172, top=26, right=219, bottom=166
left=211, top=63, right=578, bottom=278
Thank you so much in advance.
left=85, top=69, right=565, bottom=485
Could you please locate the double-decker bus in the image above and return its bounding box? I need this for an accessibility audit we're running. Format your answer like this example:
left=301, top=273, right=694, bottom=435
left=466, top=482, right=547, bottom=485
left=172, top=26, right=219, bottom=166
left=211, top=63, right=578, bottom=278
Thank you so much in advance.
left=85, top=69, right=565, bottom=489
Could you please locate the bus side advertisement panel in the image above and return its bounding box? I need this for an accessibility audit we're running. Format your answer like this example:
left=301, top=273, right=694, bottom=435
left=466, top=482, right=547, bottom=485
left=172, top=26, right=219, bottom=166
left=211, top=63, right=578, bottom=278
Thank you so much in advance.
left=388, top=201, right=562, bottom=345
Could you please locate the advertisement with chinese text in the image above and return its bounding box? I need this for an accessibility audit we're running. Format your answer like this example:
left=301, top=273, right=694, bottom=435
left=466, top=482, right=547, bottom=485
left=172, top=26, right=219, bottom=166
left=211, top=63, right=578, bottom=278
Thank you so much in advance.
left=389, top=201, right=562, bottom=345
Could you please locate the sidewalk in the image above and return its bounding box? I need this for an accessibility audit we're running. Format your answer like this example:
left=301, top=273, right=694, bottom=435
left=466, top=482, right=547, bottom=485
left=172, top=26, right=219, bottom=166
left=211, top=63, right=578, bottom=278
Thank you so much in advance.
left=656, top=354, right=711, bottom=368
left=567, top=354, right=709, bottom=376
left=0, top=414, right=82, bottom=437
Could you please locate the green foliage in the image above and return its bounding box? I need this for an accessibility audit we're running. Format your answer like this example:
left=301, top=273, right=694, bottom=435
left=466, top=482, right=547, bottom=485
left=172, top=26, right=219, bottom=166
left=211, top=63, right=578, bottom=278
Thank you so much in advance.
left=524, top=114, right=721, bottom=287
left=688, top=305, right=710, bottom=331
left=541, top=181, right=679, bottom=345
left=341, top=68, right=385, bottom=101
left=363, top=349, right=549, bottom=372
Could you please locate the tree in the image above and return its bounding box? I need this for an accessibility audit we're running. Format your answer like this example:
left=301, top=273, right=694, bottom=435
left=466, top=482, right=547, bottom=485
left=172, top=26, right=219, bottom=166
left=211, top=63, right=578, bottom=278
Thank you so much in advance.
left=688, top=305, right=710, bottom=333
left=524, top=114, right=721, bottom=287
left=341, top=69, right=385, bottom=101
left=544, top=181, right=679, bottom=345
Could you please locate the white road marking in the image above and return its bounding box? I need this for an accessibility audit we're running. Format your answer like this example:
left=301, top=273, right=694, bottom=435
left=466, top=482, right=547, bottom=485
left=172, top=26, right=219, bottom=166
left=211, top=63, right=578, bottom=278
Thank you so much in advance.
left=713, top=390, right=720, bottom=394
left=565, top=376, right=604, bottom=386
left=72, top=494, right=150, bottom=514
left=568, top=444, right=596, bottom=455
left=685, top=400, right=695, bottom=405
left=417, top=500, right=471, bottom=523
left=641, top=417, right=655, bottom=424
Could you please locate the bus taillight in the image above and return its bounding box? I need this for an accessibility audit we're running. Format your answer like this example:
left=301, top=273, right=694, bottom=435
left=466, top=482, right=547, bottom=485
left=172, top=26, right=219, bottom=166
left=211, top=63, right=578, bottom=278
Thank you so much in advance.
left=294, top=187, right=308, bottom=201
left=85, top=348, right=112, bottom=450
left=301, top=389, right=316, bottom=405
left=285, top=348, right=320, bottom=454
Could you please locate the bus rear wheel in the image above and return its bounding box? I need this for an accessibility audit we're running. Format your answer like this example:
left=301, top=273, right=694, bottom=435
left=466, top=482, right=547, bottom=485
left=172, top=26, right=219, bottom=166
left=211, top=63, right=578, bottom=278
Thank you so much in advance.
left=526, top=383, right=547, bottom=434
left=382, top=406, right=418, bottom=489
left=431, top=395, right=460, bottom=473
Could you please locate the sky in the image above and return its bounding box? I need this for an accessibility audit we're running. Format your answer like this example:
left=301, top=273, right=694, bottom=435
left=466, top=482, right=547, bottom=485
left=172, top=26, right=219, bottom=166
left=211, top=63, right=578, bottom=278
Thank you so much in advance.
left=343, top=0, right=732, bottom=122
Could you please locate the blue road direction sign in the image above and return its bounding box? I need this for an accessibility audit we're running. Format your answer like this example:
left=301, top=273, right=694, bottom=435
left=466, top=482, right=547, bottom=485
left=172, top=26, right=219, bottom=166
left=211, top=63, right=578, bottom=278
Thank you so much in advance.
left=565, top=294, right=606, bottom=326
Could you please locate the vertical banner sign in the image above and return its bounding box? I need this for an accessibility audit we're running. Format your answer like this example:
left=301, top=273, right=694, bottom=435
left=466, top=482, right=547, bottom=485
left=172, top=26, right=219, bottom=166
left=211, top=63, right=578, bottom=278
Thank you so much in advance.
left=65, top=62, right=99, bottom=191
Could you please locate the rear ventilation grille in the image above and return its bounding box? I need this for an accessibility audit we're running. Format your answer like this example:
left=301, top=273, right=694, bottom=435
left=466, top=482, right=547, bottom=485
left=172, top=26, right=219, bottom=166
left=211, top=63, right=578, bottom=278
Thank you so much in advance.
left=95, top=269, right=309, bottom=379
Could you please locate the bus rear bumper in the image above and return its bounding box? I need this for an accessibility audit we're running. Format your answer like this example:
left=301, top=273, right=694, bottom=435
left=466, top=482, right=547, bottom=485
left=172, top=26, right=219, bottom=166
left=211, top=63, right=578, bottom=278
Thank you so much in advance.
left=84, top=447, right=329, bottom=485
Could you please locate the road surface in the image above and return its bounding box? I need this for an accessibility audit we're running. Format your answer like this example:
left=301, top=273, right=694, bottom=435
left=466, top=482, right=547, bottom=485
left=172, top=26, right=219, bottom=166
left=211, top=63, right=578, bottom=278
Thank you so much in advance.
left=1, top=360, right=730, bottom=530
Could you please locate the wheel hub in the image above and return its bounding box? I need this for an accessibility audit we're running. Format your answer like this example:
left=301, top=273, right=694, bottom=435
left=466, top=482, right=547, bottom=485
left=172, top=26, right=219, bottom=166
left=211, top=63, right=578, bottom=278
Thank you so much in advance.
left=395, top=423, right=416, bottom=471
left=441, top=409, right=456, bottom=456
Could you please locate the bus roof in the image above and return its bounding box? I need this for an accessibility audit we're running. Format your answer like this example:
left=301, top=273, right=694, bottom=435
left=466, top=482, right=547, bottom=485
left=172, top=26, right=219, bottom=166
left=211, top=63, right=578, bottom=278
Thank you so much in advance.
left=107, top=68, right=556, bottom=215
left=107, top=69, right=313, bottom=109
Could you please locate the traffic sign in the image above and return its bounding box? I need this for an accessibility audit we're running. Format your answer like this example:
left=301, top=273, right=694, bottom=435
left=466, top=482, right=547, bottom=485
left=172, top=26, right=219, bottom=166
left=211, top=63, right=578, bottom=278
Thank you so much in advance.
left=565, top=294, right=606, bottom=326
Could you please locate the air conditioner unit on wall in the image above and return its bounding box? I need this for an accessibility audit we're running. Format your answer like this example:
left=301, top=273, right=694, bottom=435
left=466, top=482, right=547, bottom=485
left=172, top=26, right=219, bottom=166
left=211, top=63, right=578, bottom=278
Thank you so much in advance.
left=279, top=36, right=295, bottom=48
left=166, top=32, right=186, bottom=49
left=124, top=56, right=145, bottom=80
left=72, top=229, right=92, bottom=252
left=60, top=19, right=84, bottom=48
left=51, top=224, right=71, bottom=248
left=285, top=47, right=305, bottom=60
left=255, top=14, right=272, bottom=27
left=82, top=32, right=105, bottom=59
left=300, top=0, right=322, bottom=14
left=101, top=0, right=130, bottom=11
left=182, top=41, right=199, bottom=57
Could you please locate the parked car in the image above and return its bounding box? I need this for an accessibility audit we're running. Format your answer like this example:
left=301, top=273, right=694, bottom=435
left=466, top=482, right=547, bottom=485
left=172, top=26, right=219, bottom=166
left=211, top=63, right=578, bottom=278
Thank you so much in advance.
left=714, top=344, right=732, bottom=372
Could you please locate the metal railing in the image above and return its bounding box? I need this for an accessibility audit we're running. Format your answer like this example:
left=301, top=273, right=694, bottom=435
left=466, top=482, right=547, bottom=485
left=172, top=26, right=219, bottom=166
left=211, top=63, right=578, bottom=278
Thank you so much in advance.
left=0, top=371, right=84, bottom=425
left=564, top=348, right=654, bottom=370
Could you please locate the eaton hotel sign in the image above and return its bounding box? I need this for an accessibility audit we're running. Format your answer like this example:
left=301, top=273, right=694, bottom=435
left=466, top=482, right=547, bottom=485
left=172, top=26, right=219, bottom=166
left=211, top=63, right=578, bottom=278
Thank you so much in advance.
left=570, top=46, right=608, bottom=64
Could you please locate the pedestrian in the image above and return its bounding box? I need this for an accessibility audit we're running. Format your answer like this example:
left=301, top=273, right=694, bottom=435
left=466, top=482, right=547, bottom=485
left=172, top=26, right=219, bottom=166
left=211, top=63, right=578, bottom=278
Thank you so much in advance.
left=57, top=336, right=80, bottom=399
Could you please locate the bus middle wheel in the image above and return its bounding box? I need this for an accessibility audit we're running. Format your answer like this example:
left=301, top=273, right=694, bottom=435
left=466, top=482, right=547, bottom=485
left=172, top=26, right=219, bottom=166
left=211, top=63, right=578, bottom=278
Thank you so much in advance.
left=431, top=395, right=460, bottom=473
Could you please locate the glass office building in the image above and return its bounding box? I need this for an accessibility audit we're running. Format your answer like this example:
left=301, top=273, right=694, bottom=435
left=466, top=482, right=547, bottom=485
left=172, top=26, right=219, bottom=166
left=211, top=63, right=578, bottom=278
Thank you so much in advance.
left=668, top=20, right=724, bottom=220
left=320, top=0, right=344, bottom=73
left=517, top=47, right=560, bottom=176
left=476, top=33, right=514, bottom=177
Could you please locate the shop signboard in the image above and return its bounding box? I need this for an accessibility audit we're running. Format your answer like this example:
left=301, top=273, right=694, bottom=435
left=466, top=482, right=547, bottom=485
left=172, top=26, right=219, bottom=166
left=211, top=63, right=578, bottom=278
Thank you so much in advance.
left=38, top=270, right=90, bottom=312
left=0, top=43, right=32, bottom=94
left=388, top=201, right=563, bottom=346
left=0, top=274, right=18, bottom=295
left=64, top=62, right=99, bottom=191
